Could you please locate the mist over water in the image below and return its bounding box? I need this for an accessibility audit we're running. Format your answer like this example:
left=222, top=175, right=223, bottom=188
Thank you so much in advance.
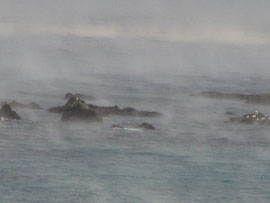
left=1, top=1, right=270, bottom=202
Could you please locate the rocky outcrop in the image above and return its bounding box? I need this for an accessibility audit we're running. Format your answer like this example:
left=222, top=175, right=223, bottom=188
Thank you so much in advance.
left=0, top=104, right=21, bottom=120
left=48, top=100, right=162, bottom=117
left=138, top=123, right=156, bottom=130
left=0, top=100, right=42, bottom=109
left=60, top=97, right=102, bottom=122
left=200, top=91, right=270, bottom=105
left=65, top=93, right=96, bottom=101
left=228, top=111, right=270, bottom=125
left=88, top=104, right=162, bottom=117
left=48, top=97, right=90, bottom=113
left=87, top=104, right=121, bottom=116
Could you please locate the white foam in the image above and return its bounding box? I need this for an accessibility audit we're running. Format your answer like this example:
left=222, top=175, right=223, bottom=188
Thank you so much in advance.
left=124, top=127, right=142, bottom=131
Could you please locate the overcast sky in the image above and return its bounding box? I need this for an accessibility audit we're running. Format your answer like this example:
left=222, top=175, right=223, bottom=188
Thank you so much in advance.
left=0, top=0, right=270, bottom=82
left=0, top=0, right=269, bottom=45
left=0, top=0, right=269, bottom=26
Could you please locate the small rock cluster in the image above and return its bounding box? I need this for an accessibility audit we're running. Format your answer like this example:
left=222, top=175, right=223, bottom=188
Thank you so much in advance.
left=0, top=92, right=161, bottom=130
left=229, top=111, right=270, bottom=125
left=0, top=104, right=21, bottom=120
left=0, top=100, right=42, bottom=109
left=61, top=97, right=102, bottom=122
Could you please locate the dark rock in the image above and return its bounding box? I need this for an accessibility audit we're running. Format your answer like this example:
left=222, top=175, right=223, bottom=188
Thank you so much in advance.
left=122, top=107, right=136, bottom=113
left=88, top=105, right=162, bottom=117
left=48, top=97, right=85, bottom=113
left=134, top=110, right=162, bottom=117
left=228, top=111, right=270, bottom=125
left=0, top=100, right=42, bottom=109
left=61, top=97, right=102, bottom=122
left=47, top=106, right=66, bottom=113
left=48, top=99, right=162, bottom=117
left=201, top=91, right=270, bottom=105
left=200, top=91, right=247, bottom=100
left=0, top=104, right=21, bottom=120
left=65, top=93, right=96, bottom=101
left=65, top=97, right=88, bottom=108
left=138, top=123, right=156, bottom=130
left=112, top=124, right=124, bottom=129
left=88, top=104, right=121, bottom=116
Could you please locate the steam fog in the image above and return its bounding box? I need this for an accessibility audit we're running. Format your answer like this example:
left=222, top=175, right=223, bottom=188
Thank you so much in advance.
left=1, top=0, right=270, bottom=81
left=1, top=1, right=270, bottom=202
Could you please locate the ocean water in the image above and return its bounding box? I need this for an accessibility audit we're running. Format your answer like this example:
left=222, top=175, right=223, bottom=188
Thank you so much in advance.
left=1, top=36, right=270, bottom=203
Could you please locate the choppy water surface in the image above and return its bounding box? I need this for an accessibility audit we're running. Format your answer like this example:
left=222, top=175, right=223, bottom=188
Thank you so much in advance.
left=1, top=72, right=270, bottom=203
left=1, top=35, right=270, bottom=202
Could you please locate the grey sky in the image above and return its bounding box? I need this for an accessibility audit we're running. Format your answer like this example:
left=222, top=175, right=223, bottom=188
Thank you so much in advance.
left=0, top=0, right=270, bottom=45
left=0, top=0, right=270, bottom=80
left=0, top=0, right=270, bottom=28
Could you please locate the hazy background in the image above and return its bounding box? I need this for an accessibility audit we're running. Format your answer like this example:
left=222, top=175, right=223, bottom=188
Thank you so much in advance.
left=0, top=0, right=270, bottom=82
left=1, top=1, right=270, bottom=202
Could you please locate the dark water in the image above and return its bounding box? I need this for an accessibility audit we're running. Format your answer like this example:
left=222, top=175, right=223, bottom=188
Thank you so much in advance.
left=1, top=36, right=270, bottom=202
left=1, top=73, right=270, bottom=203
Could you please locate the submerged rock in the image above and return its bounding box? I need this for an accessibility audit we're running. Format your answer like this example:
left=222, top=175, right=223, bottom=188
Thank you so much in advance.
left=200, top=91, right=270, bottom=105
left=0, top=104, right=21, bottom=120
left=138, top=122, right=156, bottom=130
left=9, top=100, right=41, bottom=109
left=65, top=93, right=96, bottom=101
left=61, top=97, right=102, bottom=122
left=228, top=111, right=270, bottom=125
left=245, top=94, right=270, bottom=104
left=200, top=91, right=247, bottom=100
left=111, top=124, right=124, bottom=129
left=0, top=100, right=42, bottom=109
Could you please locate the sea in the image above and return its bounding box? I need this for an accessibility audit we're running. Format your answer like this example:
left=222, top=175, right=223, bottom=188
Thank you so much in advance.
left=1, top=35, right=270, bottom=202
